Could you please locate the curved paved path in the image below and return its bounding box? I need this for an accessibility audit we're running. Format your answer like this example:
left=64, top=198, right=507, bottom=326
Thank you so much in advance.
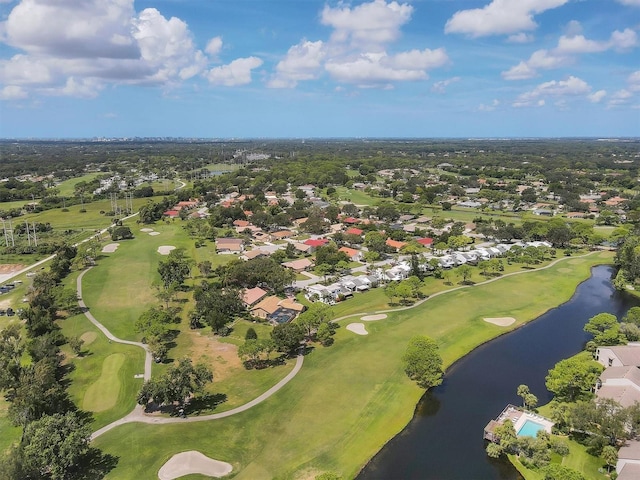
left=77, top=267, right=304, bottom=440
left=85, top=250, right=601, bottom=439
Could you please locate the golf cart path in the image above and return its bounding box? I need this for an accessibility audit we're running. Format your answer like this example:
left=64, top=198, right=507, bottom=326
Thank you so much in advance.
left=78, top=267, right=303, bottom=440
left=333, top=251, right=600, bottom=323
left=87, top=250, right=599, bottom=440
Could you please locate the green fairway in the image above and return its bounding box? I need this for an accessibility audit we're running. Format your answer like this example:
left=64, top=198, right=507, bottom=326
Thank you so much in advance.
left=81, top=221, right=235, bottom=342
left=60, top=309, right=145, bottom=429
left=333, top=187, right=379, bottom=206
left=83, top=353, right=126, bottom=412
left=54, top=172, right=103, bottom=197
left=93, top=251, right=613, bottom=479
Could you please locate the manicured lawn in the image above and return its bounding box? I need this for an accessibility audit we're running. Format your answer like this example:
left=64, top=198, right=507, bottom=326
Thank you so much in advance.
left=81, top=221, right=235, bottom=342
left=59, top=310, right=146, bottom=429
left=93, top=251, right=613, bottom=479
left=333, top=187, right=379, bottom=206
left=83, top=353, right=126, bottom=412
left=54, top=172, right=103, bottom=197
left=511, top=439, right=607, bottom=480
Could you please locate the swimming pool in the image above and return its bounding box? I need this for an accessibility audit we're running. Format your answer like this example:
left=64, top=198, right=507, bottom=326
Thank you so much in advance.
left=517, top=419, right=545, bottom=437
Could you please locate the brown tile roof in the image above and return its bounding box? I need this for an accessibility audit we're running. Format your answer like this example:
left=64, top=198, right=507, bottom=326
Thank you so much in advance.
left=243, top=287, right=268, bottom=306
left=251, top=296, right=282, bottom=316
left=282, top=258, right=314, bottom=271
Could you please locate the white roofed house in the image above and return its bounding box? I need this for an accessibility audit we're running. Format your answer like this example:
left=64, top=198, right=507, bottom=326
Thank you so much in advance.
left=617, top=440, right=640, bottom=480
left=595, top=344, right=640, bottom=368
left=594, top=365, right=640, bottom=408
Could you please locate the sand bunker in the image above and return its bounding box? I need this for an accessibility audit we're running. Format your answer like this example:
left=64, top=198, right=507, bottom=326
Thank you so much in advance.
left=361, top=314, right=387, bottom=321
left=101, top=243, right=120, bottom=253
left=157, top=246, right=176, bottom=255
left=484, top=317, right=516, bottom=327
left=346, top=323, right=368, bottom=335
left=80, top=331, right=97, bottom=346
left=149, top=231, right=161, bottom=236
left=158, top=451, right=232, bottom=480
left=140, top=228, right=154, bottom=233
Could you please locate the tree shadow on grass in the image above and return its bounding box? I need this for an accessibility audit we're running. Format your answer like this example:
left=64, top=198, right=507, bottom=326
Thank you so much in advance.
left=79, top=448, right=119, bottom=479
left=184, top=393, right=228, bottom=415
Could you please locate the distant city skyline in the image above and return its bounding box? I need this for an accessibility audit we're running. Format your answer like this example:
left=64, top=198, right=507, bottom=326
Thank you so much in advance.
left=1, top=0, right=638, bottom=138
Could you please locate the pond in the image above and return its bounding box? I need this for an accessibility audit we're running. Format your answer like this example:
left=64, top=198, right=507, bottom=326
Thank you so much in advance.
left=357, top=265, right=638, bottom=480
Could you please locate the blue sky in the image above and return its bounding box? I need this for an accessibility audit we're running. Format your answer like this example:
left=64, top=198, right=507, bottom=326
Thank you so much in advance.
left=0, top=0, right=638, bottom=138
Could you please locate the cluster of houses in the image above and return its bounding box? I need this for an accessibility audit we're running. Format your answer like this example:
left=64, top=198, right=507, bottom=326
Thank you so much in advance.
left=242, top=286, right=305, bottom=325
left=594, top=344, right=640, bottom=479
left=484, top=344, right=640, bottom=479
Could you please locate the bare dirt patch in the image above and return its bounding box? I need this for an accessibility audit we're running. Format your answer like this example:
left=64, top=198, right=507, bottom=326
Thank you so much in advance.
left=346, top=323, right=368, bottom=335
left=158, top=451, right=232, bottom=480
left=361, top=314, right=387, bottom=321
left=483, top=317, right=516, bottom=327
left=101, top=243, right=120, bottom=253
left=0, top=264, right=24, bottom=274
left=80, top=331, right=98, bottom=345
left=187, top=332, right=242, bottom=382
left=157, top=245, right=176, bottom=255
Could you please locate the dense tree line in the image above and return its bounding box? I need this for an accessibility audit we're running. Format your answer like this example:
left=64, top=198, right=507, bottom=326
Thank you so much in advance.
left=0, top=249, right=115, bottom=478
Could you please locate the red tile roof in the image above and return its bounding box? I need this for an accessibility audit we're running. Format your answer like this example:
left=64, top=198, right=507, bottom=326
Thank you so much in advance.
left=304, top=238, right=329, bottom=247
left=345, top=227, right=363, bottom=236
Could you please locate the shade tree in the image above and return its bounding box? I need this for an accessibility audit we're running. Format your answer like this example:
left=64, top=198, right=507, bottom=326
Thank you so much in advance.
left=402, top=335, right=443, bottom=389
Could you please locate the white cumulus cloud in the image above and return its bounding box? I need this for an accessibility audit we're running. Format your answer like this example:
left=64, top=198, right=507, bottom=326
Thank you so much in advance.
left=513, top=75, right=591, bottom=107
left=0, top=0, right=261, bottom=99
left=268, top=40, right=325, bottom=88
left=431, top=76, right=461, bottom=94
left=445, top=0, right=569, bottom=38
left=269, top=1, right=448, bottom=89
left=588, top=90, right=607, bottom=103
left=206, top=57, right=263, bottom=86
left=320, top=0, right=413, bottom=49
left=503, top=26, right=638, bottom=80
left=0, top=85, right=27, bottom=100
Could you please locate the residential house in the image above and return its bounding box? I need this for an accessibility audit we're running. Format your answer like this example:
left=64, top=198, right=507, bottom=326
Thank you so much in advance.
left=617, top=440, right=640, bottom=480
left=293, top=243, right=314, bottom=255
left=233, top=219, right=251, bottom=229
left=338, top=246, right=362, bottom=262
left=345, top=227, right=363, bottom=236
left=271, top=230, right=294, bottom=241
left=303, top=238, right=329, bottom=253
left=595, top=344, right=640, bottom=367
left=416, top=237, right=434, bottom=247
left=252, top=231, right=270, bottom=242
left=282, top=258, right=314, bottom=272
left=251, top=296, right=282, bottom=319
left=595, top=365, right=640, bottom=408
left=242, top=249, right=270, bottom=261
left=215, top=238, right=244, bottom=254
left=386, top=238, right=407, bottom=252
left=242, top=287, right=268, bottom=308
